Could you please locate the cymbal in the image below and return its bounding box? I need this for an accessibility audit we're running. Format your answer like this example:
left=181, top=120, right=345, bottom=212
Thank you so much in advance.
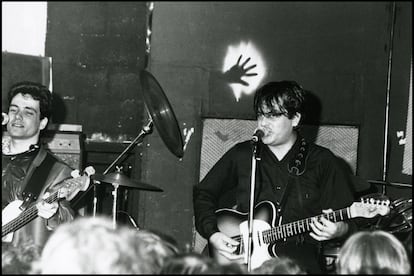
left=91, top=172, right=163, bottom=192
left=140, top=70, right=184, bottom=158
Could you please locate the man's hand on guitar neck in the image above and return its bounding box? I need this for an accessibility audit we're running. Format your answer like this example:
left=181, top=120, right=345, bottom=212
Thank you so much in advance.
left=36, top=192, right=59, bottom=220
left=209, top=232, right=244, bottom=261
left=309, top=209, right=349, bottom=241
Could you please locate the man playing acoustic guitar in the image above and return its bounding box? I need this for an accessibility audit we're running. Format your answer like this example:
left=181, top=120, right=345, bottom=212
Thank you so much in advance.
left=2, top=81, right=89, bottom=249
left=193, top=81, right=361, bottom=274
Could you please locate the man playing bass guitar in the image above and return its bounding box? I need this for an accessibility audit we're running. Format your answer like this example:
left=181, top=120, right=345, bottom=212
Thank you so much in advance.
left=2, top=81, right=88, bottom=249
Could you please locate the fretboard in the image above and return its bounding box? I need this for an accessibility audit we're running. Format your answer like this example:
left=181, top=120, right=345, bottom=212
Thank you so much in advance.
left=2, top=191, right=59, bottom=237
left=262, top=207, right=351, bottom=243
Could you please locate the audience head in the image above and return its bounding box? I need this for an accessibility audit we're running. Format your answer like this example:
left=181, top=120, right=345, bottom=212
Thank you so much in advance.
left=2, top=241, right=41, bottom=274
left=133, top=228, right=180, bottom=273
left=200, top=262, right=247, bottom=274
left=33, top=216, right=151, bottom=274
left=160, top=252, right=215, bottom=274
left=336, top=230, right=411, bottom=274
left=252, top=256, right=307, bottom=274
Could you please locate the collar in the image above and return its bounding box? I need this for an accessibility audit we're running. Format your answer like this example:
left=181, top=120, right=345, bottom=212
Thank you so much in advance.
left=2, top=136, right=40, bottom=156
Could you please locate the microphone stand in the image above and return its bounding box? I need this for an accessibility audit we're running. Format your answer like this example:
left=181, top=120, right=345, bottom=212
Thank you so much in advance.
left=247, top=140, right=261, bottom=272
left=91, top=119, right=154, bottom=218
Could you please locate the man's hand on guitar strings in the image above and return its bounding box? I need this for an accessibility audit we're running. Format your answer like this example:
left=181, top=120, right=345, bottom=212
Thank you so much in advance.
left=209, top=232, right=244, bottom=260
left=309, top=209, right=348, bottom=241
left=36, top=192, right=59, bottom=219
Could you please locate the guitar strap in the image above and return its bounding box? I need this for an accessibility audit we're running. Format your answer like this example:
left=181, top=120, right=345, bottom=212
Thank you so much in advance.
left=20, top=145, right=55, bottom=208
left=277, top=136, right=310, bottom=243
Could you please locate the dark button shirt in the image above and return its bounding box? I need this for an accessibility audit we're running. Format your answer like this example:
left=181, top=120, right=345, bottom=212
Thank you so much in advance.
left=193, top=135, right=356, bottom=273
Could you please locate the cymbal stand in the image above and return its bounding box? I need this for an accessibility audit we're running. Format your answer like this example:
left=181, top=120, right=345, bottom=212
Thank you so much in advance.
left=112, top=182, right=119, bottom=229
left=92, top=119, right=154, bottom=218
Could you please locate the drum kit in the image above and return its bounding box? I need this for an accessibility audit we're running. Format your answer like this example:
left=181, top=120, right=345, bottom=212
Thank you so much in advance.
left=89, top=70, right=184, bottom=228
left=376, top=197, right=412, bottom=239
left=358, top=193, right=412, bottom=242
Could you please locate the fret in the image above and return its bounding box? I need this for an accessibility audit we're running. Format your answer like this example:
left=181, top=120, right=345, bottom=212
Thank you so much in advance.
left=277, top=225, right=283, bottom=240
left=303, top=219, right=308, bottom=232
left=265, top=230, right=271, bottom=244
left=297, top=220, right=304, bottom=233
left=330, top=212, right=336, bottom=222
left=301, top=221, right=305, bottom=233
left=269, top=230, right=276, bottom=243
left=288, top=224, right=294, bottom=237
left=270, top=231, right=275, bottom=243
left=306, top=218, right=311, bottom=231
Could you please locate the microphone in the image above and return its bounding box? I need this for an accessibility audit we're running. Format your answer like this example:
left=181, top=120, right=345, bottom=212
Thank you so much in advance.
left=2, top=112, right=9, bottom=125
left=252, top=129, right=265, bottom=143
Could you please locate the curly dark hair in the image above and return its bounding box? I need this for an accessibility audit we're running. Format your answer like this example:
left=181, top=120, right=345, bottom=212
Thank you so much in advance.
left=8, top=81, right=53, bottom=120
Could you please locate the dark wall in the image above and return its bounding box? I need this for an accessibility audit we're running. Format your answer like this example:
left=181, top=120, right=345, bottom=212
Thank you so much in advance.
left=46, top=2, right=149, bottom=222
left=46, top=2, right=147, bottom=139
left=2, top=52, right=51, bottom=111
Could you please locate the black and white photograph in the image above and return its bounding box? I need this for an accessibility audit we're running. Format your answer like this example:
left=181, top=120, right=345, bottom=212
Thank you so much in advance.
left=2, top=1, right=412, bottom=274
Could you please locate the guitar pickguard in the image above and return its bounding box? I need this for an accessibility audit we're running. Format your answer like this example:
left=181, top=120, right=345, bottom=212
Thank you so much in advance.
left=2, top=200, right=25, bottom=242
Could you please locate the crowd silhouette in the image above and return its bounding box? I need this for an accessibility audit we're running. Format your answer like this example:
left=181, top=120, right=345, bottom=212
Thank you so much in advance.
left=2, top=215, right=411, bottom=274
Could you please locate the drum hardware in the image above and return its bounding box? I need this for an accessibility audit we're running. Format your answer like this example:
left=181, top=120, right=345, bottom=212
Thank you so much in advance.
left=368, top=197, right=412, bottom=243
left=91, top=167, right=163, bottom=229
left=89, top=70, right=184, bottom=229
left=117, top=210, right=140, bottom=229
left=381, top=198, right=412, bottom=233
left=367, top=180, right=412, bottom=188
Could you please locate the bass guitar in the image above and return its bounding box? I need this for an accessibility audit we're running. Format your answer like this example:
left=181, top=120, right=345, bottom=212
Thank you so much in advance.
left=2, top=166, right=95, bottom=243
left=210, top=198, right=390, bottom=270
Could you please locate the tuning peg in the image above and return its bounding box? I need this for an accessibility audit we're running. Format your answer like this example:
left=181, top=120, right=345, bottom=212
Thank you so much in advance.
left=71, top=169, right=80, bottom=178
left=84, top=166, right=96, bottom=176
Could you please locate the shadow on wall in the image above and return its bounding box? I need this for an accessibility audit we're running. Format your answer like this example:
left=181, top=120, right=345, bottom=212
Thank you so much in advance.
left=300, top=89, right=322, bottom=144
left=51, top=93, right=67, bottom=124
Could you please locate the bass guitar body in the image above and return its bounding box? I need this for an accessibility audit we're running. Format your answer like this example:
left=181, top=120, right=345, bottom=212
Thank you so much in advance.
left=2, top=200, right=25, bottom=243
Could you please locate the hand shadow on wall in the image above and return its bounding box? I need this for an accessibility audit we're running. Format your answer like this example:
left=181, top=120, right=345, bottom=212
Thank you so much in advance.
left=220, top=55, right=258, bottom=86
left=207, top=55, right=258, bottom=117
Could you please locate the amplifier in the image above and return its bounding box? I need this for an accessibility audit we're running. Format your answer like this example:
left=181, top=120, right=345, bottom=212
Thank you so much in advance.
left=42, top=124, right=83, bottom=170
